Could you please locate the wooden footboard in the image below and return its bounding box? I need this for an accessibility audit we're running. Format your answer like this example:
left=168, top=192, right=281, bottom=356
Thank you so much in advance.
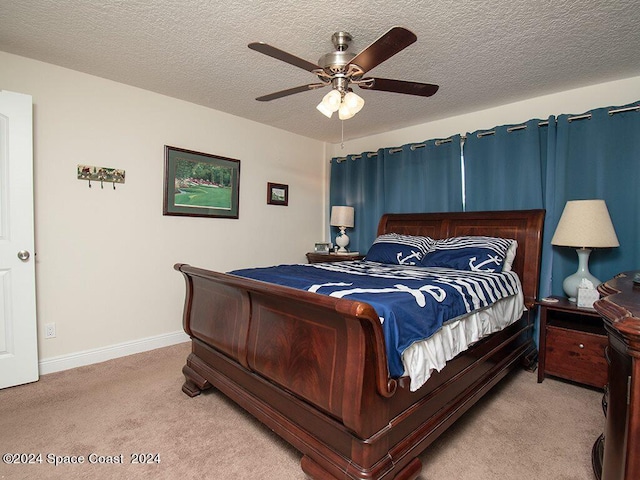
left=177, top=265, right=397, bottom=432
left=176, top=209, right=544, bottom=480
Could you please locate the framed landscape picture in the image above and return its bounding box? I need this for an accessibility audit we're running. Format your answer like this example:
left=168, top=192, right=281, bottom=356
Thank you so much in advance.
left=163, top=146, right=240, bottom=218
left=267, top=182, right=288, bottom=206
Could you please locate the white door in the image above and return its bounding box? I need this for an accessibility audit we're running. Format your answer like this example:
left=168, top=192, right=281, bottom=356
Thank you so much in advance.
left=0, top=90, right=38, bottom=389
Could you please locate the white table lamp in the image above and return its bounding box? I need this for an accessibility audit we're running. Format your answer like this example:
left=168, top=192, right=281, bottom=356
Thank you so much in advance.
left=330, top=206, right=354, bottom=253
left=551, top=199, right=619, bottom=302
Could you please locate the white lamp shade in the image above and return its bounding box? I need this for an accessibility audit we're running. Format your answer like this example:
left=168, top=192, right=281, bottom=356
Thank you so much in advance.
left=338, top=104, right=355, bottom=120
left=325, top=89, right=342, bottom=110
left=330, top=206, right=354, bottom=228
left=343, top=91, right=364, bottom=113
left=338, top=105, right=355, bottom=120
left=317, top=90, right=343, bottom=118
left=316, top=101, right=334, bottom=118
left=551, top=199, right=619, bottom=248
left=338, top=92, right=365, bottom=120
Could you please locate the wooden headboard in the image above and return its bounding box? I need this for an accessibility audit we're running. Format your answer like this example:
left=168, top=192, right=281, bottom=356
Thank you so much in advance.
left=377, top=210, right=545, bottom=307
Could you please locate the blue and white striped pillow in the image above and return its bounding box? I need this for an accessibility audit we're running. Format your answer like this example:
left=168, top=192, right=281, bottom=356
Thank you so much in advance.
left=365, top=233, right=435, bottom=266
left=421, top=236, right=515, bottom=272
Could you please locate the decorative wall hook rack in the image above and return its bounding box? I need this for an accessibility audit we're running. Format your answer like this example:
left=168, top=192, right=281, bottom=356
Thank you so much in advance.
left=77, top=165, right=125, bottom=189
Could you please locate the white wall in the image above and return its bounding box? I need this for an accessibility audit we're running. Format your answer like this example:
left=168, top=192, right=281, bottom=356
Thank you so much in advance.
left=1, top=52, right=326, bottom=368
left=329, top=75, right=640, bottom=157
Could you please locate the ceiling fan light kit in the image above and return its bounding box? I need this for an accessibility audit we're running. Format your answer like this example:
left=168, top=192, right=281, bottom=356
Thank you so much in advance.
left=317, top=89, right=365, bottom=119
left=249, top=26, right=439, bottom=121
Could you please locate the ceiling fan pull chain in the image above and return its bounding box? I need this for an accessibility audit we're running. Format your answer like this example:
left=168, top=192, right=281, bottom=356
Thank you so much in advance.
left=341, top=120, right=345, bottom=149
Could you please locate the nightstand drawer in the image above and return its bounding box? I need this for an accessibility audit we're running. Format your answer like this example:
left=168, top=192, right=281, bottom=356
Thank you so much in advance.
left=545, top=325, right=608, bottom=388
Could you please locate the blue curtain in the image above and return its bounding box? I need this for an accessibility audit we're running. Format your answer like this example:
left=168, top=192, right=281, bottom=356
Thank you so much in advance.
left=464, top=119, right=554, bottom=346
left=330, top=136, right=462, bottom=253
left=383, top=138, right=463, bottom=214
left=329, top=149, right=386, bottom=254
left=464, top=119, right=548, bottom=211
left=464, top=118, right=557, bottom=297
left=548, top=102, right=640, bottom=295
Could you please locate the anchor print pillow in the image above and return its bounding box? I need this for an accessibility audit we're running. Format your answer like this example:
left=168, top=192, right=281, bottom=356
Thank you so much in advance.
left=365, top=233, right=435, bottom=266
left=420, top=236, right=515, bottom=272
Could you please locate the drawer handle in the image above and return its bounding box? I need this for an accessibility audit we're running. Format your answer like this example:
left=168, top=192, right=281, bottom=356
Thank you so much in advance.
left=579, top=343, right=585, bottom=349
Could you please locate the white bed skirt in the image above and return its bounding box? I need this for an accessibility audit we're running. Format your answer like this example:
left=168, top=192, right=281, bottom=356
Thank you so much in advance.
left=402, top=287, right=525, bottom=391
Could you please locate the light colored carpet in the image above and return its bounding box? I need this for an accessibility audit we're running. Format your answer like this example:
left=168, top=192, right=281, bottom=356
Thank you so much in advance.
left=0, top=342, right=602, bottom=479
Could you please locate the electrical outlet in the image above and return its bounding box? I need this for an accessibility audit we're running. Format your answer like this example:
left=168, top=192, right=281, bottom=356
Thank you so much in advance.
left=44, top=323, right=56, bottom=339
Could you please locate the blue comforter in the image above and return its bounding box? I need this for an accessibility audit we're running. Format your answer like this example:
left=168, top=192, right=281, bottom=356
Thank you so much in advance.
left=230, top=261, right=521, bottom=377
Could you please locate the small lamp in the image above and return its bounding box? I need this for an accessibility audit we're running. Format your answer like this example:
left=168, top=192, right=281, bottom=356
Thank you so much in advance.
left=330, top=206, right=354, bottom=254
left=551, top=199, right=619, bottom=302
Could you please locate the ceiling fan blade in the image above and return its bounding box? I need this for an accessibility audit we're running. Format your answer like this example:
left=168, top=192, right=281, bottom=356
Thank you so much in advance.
left=248, top=42, right=321, bottom=73
left=256, top=83, right=326, bottom=102
left=349, top=26, right=417, bottom=74
left=359, top=78, right=439, bottom=97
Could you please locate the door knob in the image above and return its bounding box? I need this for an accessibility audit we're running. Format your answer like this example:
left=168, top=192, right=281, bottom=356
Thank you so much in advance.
left=17, top=250, right=30, bottom=261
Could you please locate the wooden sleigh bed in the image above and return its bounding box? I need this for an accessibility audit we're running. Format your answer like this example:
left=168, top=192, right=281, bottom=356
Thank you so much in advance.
left=176, top=209, right=545, bottom=480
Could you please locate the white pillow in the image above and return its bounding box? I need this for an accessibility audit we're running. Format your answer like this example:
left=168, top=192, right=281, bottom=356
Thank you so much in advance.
left=502, top=240, right=518, bottom=272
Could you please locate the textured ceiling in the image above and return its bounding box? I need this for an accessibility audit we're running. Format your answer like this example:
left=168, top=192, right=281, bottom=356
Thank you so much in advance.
left=1, top=1, right=639, bottom=144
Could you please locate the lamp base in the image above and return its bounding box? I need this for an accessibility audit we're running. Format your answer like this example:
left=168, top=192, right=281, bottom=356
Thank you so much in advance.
left=335, top=228, right=350, bottom=253
left=562, top=248, right=600, bottom=302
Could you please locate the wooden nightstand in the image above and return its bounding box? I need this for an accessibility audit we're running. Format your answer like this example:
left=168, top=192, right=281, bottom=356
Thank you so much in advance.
left=306, top=252, right=364, bottom=264
left=537, top=295, right=608, bottom=389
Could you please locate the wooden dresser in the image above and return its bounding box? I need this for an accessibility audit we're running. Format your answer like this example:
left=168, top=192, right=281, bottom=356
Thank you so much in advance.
left=592, top=271, right=640, bottom=480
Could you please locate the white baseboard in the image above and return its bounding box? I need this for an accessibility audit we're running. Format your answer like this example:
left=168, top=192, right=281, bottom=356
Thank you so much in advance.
left=38, top=330, right=190, bottom=375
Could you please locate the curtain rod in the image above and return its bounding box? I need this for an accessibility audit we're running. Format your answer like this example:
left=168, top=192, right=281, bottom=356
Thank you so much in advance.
left=333, top=103, right=639, bottom=162
left=334, top=138, right=452, bottom=161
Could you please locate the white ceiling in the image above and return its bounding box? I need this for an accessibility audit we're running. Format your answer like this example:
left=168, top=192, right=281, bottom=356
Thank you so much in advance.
left=1, top=1, right=639, bottom=144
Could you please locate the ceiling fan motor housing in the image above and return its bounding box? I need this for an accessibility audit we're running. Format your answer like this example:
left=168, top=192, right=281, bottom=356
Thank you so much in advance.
left=331, top=31, right=352, bottom=51
left=318, top=31, right=358, bottom=75
left=318, top=51, right=356, bottom=74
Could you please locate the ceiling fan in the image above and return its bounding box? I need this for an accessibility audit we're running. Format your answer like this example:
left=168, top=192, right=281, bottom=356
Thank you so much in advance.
left=248, top=26, right=439, bottom=120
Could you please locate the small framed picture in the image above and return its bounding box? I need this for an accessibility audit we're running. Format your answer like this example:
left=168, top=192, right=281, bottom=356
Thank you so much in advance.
left=314, top=242, right=331, bottom=253
left=267, top=182, right=288, bottom=206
